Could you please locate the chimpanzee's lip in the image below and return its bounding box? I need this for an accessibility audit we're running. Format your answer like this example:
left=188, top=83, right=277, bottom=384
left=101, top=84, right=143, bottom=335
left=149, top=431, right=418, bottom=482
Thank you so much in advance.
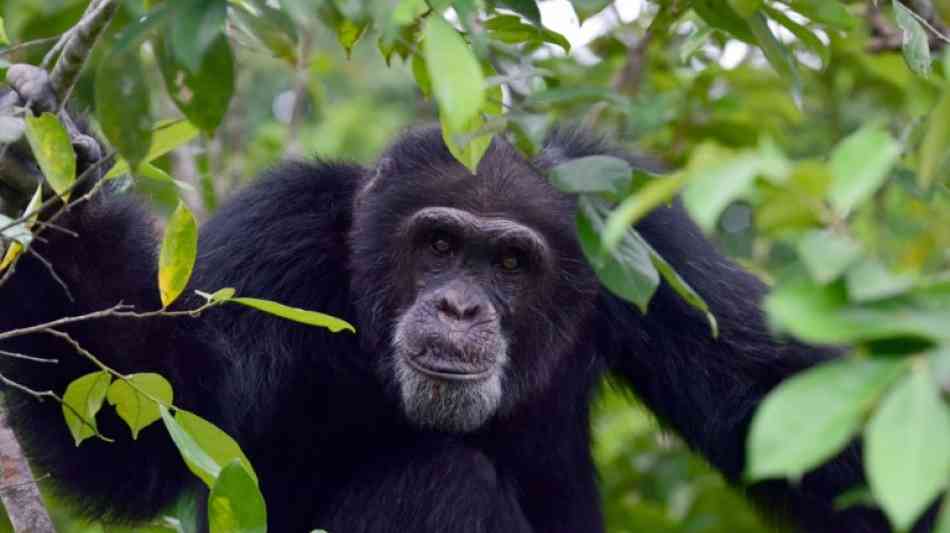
left=404, top=351, right=494, bottom=382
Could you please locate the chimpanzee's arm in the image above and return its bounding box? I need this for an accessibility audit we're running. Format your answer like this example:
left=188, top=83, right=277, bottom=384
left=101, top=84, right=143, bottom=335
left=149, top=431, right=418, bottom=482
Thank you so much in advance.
left=0, top=65, right=198, bottom=519
left=595, top=202, right=895, bottom=532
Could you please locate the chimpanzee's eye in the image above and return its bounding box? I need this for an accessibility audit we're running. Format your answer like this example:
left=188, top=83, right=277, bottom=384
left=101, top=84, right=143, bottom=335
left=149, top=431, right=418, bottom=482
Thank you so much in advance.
left=497, top=249, right=526, bottom=273
left=430, top=232, right=455, bottom=256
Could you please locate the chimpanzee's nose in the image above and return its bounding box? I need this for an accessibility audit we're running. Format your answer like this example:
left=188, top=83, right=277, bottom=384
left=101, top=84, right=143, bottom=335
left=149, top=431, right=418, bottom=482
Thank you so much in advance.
left=436, top=287, right=483, bottom=323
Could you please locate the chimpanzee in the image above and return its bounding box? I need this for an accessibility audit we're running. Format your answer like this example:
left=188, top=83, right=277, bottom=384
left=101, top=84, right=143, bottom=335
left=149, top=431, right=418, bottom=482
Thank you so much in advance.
left=0, top=64, right=901, bottom=532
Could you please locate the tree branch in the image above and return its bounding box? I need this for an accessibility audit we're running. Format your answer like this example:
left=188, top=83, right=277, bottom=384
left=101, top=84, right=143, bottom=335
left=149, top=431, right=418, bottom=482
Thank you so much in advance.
left=0, top=409, right=55, bottom=533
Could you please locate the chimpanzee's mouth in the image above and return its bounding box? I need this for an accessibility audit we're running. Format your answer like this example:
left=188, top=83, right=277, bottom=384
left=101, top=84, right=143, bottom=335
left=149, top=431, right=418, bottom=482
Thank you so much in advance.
left=404, top=350, right=494, bottom=381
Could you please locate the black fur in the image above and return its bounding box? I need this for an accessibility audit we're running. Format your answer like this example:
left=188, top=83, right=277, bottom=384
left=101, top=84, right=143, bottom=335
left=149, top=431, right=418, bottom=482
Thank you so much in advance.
left=0, top=125, right=910, bottom=532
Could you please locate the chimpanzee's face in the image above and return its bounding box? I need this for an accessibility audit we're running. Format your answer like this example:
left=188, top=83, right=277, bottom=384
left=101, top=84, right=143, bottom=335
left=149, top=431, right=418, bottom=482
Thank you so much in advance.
left=349, top=132, right=600, bottom=433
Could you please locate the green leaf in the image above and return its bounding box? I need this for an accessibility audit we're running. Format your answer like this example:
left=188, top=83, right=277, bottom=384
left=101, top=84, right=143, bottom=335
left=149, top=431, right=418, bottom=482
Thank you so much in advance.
left=765, top=4, right=830, bottom=67
left=577, top=197, right=659, bottom=313
left=682, top=150, right=763, bottom=232
left=423, top=16, right=485, bottom=133
left=647, top=241, right=718, bottom=337
left=495, top=0, right=541, bottom=24
left=176, top=410, right=258, bottom=485
left=96, top=45, right=152, bottom=171
left=411, top=53, right=432, bottom=98
left=170, top=0, right=228, bottom=73
left=318, top=2, right=369, bottom=58
left=828, top=126, right=901, bottom=215
left=442, top=121, right=493, bottom=174
left=602, top=173, right=685, bottom=252
left=208, top=461, right=267, bottom=533
left=158, top=35, right=234, bottom=134
left=571, top=0, right=612, bottom=22
left=797, top=229, right=862, bottom=284
left=767, top=277, right=950, bottom=343
left=23, top=113, right=76, bottom=200
left=784, top=0, right=857, bottom=30
left=197, top=287, right=236, bottom=303
left=483, top=14, right=570, bottom=52
left=918, top=87, right=950, bottom=188
left=728, top=0, right=763, bottom=18
left=866, top=368, right=950, bottom=531
left=106, top=373, right=174, bottom=439
left=159, top=201, right=199, bottom=307
left=105, top=120, right=201, bottom=180
left=0, top=17, right=8, bottom=46
left=893, top=0, right=932, bottom=77
left=746, top=358, right=905, bottom=481
left=229, top=1, right=299, bottom=65
left=548, top=155, right=632, bottom=195
left=62, top=371, right=112, bottom=446
left=845, top=260, right=915, bottom=302
left=747, top=12, right=802, bottom=107
left=692, top=0, right=756, bottom=42
left=161, top=406, right=223, bottom=487
left=228, top=297, right=355, bottom=333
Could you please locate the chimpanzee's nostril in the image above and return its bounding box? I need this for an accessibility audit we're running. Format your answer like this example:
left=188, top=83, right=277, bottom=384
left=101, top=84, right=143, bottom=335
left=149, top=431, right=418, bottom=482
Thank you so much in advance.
left=436, top=288, right=481, bottom=323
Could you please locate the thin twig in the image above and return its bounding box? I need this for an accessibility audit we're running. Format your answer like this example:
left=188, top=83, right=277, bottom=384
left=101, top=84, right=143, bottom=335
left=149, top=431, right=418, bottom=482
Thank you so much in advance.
left=0, top=350, right=58, bottom=364
left=0, top=37, right=61, bottom=60
left=25, top=247, right=74, bottom=302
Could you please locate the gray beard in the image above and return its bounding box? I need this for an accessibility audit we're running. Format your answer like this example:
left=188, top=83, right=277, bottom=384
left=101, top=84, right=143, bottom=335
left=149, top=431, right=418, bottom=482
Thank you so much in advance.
left=394, top=356, right=503, bottom=433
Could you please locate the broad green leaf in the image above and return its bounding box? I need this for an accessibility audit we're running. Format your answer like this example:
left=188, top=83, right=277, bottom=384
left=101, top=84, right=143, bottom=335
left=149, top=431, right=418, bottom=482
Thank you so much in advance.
left=196, top=287, right=236, bottom=304
left=106, top=373, right=174, bottom=439
left=411, top=53, right=432, bottom=98
left=866, top=369, right=950, bottom=531
left=23, top=113, right=75, bottom=200
left=845, top=260, right=915, bottom=302
left=318, top=2, right=369, bottom=58
left=919, top=88, right=950, bottom=188
left=602, top=173, right=685, bottom=252
left=692, top=0, right=756, bottom=42
left=0, top=17, right=8, bottom=45
left=893, top=0, right=932, bottom=77
left=170, top=0, right=227, bottom=73
left=424, top=16, right=485, bottom=133
left=747, top=12, right=802, bottom=107
left=443, top=122, right=494, bottom=174
left=62, top=371, right=112, bottom=446
left=765, top=4, right=830, bottom=67
left=797, top=229, right=861, bottom=283
left=176, top=410, right=258, bottom=485
left=159, top=201, right=199, bottom=307
left=96, top=45, right=152, bottom=170
left=228, top=297, right=355, bottom=333
left=682, top=150, right=762, bottom=232
left=229, top=1, right=299, bottom=65
left=768, top=276, right=950, bottom=343
left=496, top=0, right=541, bottom=24
left=208, top=461, right=267, bottom=533
left=483, top=15, right=570, bottom=52
left=571, top=0, right=612, bottom=22
left=646, top=241, right=718, bottom=337
left=105, top=120, right=201, bottom=180
left=680, top=25, right=715, bottom=63
left=161, top=405, right=222, bottom=487
left=0, top=187, right=43, bottom=272
left=728, top=0, right=763, bottom=18
left=746, top=358, right=904, bottom=481
left=828, top=126, right=901, bottom=215
left=158, top=35, right=234, bottom=134
left=548, top=156, right=632, bottom=195
left=784, top=0, right=857, bottom=30
left=577, top=197, right=659, bottom=313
